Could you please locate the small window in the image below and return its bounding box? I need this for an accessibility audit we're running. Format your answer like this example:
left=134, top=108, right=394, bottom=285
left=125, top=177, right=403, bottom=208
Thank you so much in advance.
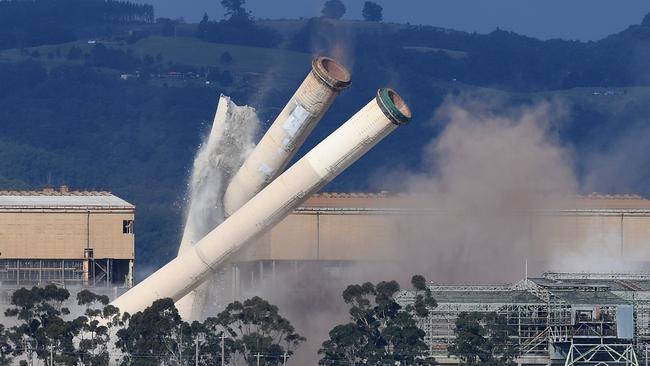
left=122, top=220, right=134, bottom=234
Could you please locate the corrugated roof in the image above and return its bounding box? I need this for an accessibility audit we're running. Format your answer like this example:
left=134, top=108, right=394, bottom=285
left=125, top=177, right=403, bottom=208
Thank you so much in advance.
left=533, top=277, right=650, bottom=292
left=0, top=187, right=133, bottom=208
left=430, top=290, right=543, bottom=304
left=553, top=291, right=630, bottom=305
left=301, top=192, right=650, bottom=210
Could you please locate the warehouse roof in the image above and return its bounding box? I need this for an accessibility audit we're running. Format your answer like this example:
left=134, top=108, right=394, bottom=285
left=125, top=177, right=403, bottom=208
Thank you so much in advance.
left=300, top=192, right=650, bottom=211
left=534, top=275, right=650, bottom=292
left=552, top=290, right=630, bottom=305
left=397, top=284, right=543, bottom=304
left=0, top=187, right=134, bottom=209
left=430, top=290, right=543, bottom=304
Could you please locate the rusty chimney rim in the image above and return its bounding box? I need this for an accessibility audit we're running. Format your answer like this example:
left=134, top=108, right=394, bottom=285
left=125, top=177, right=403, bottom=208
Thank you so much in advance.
left=311, top=56, right=351, bottom=91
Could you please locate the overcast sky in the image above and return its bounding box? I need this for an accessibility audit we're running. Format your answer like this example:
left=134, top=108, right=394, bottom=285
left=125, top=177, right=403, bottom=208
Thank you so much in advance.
left=140, top=0, right=650, bottom=41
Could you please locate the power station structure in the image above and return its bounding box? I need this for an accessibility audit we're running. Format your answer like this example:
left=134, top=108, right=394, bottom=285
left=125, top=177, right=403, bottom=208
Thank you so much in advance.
left=129, top=55, right=650, bottom=320
left=112, top=54, right=412, bottom=314
left=0, top=186, right=135, bottom=288
left=175, top=56, right=352, bottom=318
left=224, top=192, right=650, bottom=297
left=397, top=272, right=650, bottom=366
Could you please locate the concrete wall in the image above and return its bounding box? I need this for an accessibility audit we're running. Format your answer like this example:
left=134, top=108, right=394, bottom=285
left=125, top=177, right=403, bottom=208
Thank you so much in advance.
left=239, top=195, right=650, bottom=264
left=0, top=209, right=134, bottom=260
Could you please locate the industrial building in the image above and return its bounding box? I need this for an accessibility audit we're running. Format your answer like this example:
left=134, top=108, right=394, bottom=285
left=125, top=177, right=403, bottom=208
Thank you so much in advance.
left=0, top=187, right=135, bottom=288
left=229, top=192, right=650, bottom=294
left=222, top=192, right=650, bottom=365
left=397, top=272, right=650, bottom=366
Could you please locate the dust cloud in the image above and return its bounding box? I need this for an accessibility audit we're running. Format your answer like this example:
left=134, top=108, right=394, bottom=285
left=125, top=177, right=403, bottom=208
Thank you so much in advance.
left=382, top=98, right=579, bottom=283
left=181, top=93, right=644, bottom=363
left=178, top=95, right=259, bottom=319
left=249, top=98, right=578, bottom=362
left=182, top=95, right=259, bottom=246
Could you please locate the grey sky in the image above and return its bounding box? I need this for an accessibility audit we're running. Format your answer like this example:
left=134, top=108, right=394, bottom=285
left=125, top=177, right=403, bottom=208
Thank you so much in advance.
left=142, top=0, right=650, bottom=41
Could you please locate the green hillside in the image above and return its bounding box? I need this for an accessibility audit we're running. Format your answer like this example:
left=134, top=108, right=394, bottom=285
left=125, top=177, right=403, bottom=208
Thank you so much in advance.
left=0, top=36, right=311, bottom=75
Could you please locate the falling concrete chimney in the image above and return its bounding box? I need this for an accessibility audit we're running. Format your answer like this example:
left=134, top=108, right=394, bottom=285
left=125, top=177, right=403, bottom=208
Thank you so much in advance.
left=222, top=56, right=351, bottom=217
left=176, top=57, right=350, bottom=319
left=111, top=88, right=411, bottom=314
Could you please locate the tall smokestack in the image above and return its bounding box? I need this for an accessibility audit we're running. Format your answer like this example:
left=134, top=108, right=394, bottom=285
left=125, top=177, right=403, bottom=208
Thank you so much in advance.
left=223, top=56, right=351, bottom=217
left=112, top=88, right=411, bottom=314
left=176, top=58, right=350, bottom=319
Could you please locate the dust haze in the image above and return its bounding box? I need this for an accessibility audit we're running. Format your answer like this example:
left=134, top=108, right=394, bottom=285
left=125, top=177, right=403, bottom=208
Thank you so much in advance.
left=185, top=92, right=648, bottom=363
left=248, top=97, right=583, bottom=363
left=383, top=97, right=578, bottom=283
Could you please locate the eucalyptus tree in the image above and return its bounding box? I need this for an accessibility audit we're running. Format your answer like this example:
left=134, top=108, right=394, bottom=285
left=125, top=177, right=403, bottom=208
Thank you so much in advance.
left=4, top=285, right=80, bottom=366
left=319, top=275, right=437, bottom=365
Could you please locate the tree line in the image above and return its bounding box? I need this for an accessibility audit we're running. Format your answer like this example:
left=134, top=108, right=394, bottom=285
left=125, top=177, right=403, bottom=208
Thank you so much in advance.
left=0, top=275, right=518, bottom=365
left=0, top=0, right=154, bottom=50
left=1, top=285, right=303, bottom=366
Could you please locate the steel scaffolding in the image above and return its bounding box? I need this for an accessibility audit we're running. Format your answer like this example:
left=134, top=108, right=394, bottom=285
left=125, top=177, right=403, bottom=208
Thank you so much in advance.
left=0, top=258, right=133, bottom=287
left=398, top=272, right=650, bottom=365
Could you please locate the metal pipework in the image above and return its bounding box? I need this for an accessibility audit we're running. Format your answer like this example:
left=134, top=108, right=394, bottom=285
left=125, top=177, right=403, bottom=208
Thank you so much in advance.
left=111, top=88, right=411, bottom=314
left=222, top=56, right=351, bottom=217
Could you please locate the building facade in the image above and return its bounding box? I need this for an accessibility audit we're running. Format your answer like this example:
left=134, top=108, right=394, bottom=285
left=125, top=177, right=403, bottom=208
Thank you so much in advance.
left=229, top=192, right=650, bottom=294
left=0, top=187, right=135, bottom=288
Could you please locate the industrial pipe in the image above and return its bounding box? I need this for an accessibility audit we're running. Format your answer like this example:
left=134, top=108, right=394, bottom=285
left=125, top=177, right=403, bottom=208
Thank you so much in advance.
left=111, top=88, right=411, bottom=314
left=222, top=56, right=351, bottom=217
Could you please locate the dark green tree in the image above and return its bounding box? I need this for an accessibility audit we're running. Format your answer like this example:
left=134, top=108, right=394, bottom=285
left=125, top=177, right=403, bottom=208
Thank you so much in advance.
left=215, top=296, right=305, bottom=365
left=448, top=312, right=487, bottom=364
left=448, top=312, right=517, bottom=365
left=221, top=0, right=250, bottom=22
left=220, top=51, right=233, bottom=65
left=410, top=275, right=437, bottom=318
left=197, top=12, right=210, bottom=39
left=318, top=276, right=436, bottom=365
left=186, top=319, right=235, bottom=365
left=0, top=325, right=13, bottom=366
left=75, top=290, right=121, bottom=366
left=362, top=1, right=383, bottom=21
left=483, top=313, right=518, bottom=365
left=4, top=285, right=80, bottom=366
left=321, top=0, right=346, bottom=19
left=116, top=298, right=191, bottom=365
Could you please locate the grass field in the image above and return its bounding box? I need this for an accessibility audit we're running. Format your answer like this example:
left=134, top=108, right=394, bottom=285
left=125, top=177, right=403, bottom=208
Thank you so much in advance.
left=0, top=36, right=312, bottom=77
left=124, top=37, right=311, bottom=74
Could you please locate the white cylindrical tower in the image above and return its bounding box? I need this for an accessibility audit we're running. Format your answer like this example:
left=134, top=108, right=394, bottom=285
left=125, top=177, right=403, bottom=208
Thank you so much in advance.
left=112, top=88, right=411, bottom=315
left=223, top=56, right=351, bottom=217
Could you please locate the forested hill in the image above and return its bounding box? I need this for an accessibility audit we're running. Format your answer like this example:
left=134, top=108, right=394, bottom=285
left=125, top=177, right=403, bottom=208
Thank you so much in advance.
left=0, top=0, right=154, bottom=50
left=1, top=0, right=650, bottom=273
